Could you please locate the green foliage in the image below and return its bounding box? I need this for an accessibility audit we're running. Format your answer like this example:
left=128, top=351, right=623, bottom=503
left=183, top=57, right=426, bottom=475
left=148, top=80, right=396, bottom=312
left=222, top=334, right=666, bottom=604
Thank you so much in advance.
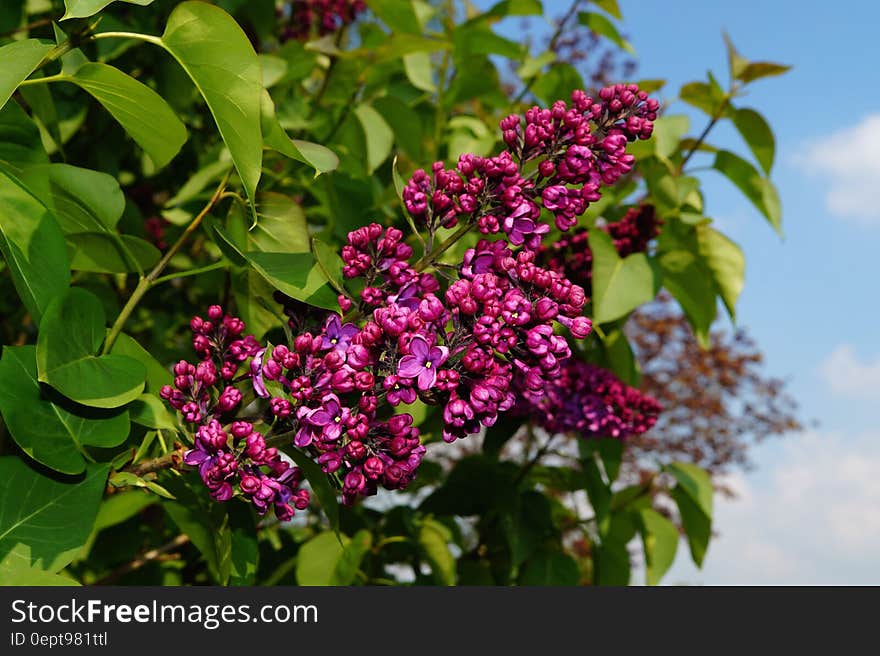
left=37, top=288, right=146, bottom=408
left=0, top=0, right=790, bottom=587
left=0, top=458, right=108, bottom=574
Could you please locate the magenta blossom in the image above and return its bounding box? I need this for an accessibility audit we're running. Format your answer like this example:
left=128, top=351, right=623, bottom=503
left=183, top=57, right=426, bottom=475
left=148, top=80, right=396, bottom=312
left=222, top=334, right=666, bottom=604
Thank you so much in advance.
left=308, top=393, right=350, bottom=441
left=321, top=315, right=359, bottom=351
left=398, top=336, right=449, bottom=390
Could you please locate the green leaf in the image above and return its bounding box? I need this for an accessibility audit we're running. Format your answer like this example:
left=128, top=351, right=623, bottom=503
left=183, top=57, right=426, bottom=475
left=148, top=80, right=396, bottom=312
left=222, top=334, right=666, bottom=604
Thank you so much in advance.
left=27, top=163, right=124, bottom=232
left=730, top=107, right=774, bottom=174
left=592, top=0, right=621, bottom=19
left=164, top=499, right=226, bottom=582
left=0, top=168, right=69, bottom=322
left=517, top=50, right=556, bottom=80
left=594, top=514, right=636, bottom=585
left=283, top=446, right=340, bottom=532
left=374, top=101, right=422, bottom=163
left=261, top=91, right=339, bottom=175
left=0, top=458, right=108, bottom=573
left=0, top=40, right=53, bottom=112
left=251, top=192, right=309, bottom=253
left=713, top=150, right=781, bottom=234
left=696, top=225, right=744, bottom=319
left=335, top=529, right=372, bottom=585
left=367, top=0, right=421, bottom=33
left=652, top=114, right=689, bottom=159
left=639, top=508, right=679, bottom=585
left=93, top=491, right=155, bottom=532
left=578, top=12, right=634, bottom=54
left=723, top=32, right=749, bottom=80
left=232, top=269, right=283, bottom=341
left=165, top=157, right=231, bottom=209
left=454, top=24, right=523, bottom=59
left=482, top=413, right=523, bottom=458
left=354, top=104, right=394, bottom=174
left=679, top=80, right=727, bottom=116
left=419, top=517, right=456, bottom=585
left=67, top=233, right=160, bottom=274
left=519, top=549, right=580, bottom=585
left=0, top=100, right=49, bottom=175
left=484, top=0, right=544, bottom=17
left=246, top=251, right=339, bottom=312
left=296, top=531, right=348, bottom=585
left=0, top=545, right=81, bottom=586
left=599, top=327, right=639, bottom=387
left=228, top=526, right=259, bottom=586
left=658, top=249, right=717, bottom=348
left=110, top=332, right=171, bottom=392
left=62, top=0, right=153, bottom=20
left=590, top=229, right=658, bottom=324
left=582, top=457, right=612, bottom=529
left=0, top=346, right=129, bottom=474
left=64, top=63, right=186, bottom=170
left=159, top=1, right=263, bottom=204
left=259, top=54, right=287, bottom=88
left=665, top=462, right=713, bottom=518
left=109, top=472, right=175, bottom=499
left=17, top=163, right=154, bottom=274
left=671, top=485, right=711, bottom=567
left=503, top=491, right=553, bottom=568
left=737, top=61, right=791, bottom=84
left=403, top=52, right=435, bottom=92
left=36, top=288, right=146, bottom=408
left=312, top=237, right=345, bottom=295
left=129, top=393, right=176, bottom=430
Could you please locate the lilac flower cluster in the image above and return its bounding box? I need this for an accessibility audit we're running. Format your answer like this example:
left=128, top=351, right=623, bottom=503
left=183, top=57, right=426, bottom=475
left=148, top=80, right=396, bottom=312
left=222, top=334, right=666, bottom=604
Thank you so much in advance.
left=164, top=87, right=662, bottom=508
left=539, top=204, right=662, bottom=295
left=160, top=306, right=309, bottom=520
left=515, top=360, right=662, bottom=440
left=403, top=85, right=658, bottom=249
left=280, top=0, right=366, bottom=41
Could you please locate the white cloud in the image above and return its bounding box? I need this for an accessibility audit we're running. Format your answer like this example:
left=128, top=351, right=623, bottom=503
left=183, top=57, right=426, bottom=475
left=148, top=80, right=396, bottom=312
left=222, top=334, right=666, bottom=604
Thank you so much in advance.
left=820, top=344, right=880, bottom=400
left=664, top=429, right=880, bottom=584
left=796, top=114, right=880, bottom=225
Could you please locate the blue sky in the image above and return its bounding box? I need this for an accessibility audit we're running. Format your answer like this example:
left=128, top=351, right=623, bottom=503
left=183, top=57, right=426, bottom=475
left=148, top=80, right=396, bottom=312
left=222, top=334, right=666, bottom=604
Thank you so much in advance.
left=480, top=0, right=880, bottom=583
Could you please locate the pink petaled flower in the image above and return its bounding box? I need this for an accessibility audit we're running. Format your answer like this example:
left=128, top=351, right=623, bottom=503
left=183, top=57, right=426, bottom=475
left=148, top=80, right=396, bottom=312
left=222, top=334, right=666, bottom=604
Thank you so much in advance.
left=397, top=336, right=449, bottom=390
left=308, top=394, right=350, bottom=441
left=250, top=348, right=269, bottom=398
left=321, top=315, right=359, bottom=351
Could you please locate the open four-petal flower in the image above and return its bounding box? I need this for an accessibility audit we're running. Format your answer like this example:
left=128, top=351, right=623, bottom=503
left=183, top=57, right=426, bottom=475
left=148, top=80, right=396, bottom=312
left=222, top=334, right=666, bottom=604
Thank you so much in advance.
left=397, top=336, right=449, bottom=390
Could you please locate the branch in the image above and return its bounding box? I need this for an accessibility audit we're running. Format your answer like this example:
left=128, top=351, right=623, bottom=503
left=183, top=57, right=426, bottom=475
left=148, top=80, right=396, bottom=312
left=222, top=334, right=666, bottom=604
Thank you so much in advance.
left=513, top=0, right=584, bottom=104
left=92, top=534, right=190, bottom=585
left=102, top=170, right=232, bottom=354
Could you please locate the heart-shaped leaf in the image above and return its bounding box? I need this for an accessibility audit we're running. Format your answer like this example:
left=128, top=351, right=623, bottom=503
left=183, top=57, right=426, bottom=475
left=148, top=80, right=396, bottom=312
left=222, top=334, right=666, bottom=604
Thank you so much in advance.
left=0, top=458, right=109, bottom=573
left=37, top=288, right=146, bottom=408
left=0, top=168, right=70, bottom=322
left=0, top=346, right=129, bottom=474
left=590, top=229, right=659, bottom=324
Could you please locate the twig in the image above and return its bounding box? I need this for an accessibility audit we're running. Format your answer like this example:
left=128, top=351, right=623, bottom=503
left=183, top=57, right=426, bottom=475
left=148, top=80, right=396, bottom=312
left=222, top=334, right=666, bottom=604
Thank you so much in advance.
left=92, top=535, right=190, bottom=585
left=102, top=170, right=232, bottom=354
left=0, top=17, right=52, bottom=38
left=513, top=0, right=584, bottom=104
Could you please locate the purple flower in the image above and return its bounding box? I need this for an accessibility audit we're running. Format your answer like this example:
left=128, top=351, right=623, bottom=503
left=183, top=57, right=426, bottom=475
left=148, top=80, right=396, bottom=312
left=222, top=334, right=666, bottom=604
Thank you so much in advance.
left=308, top=394, right=350, bottom=441
left=250, top=348, right=269, bottom=398
left=398, top=336, right=449, bottom=390
left=387, top=282, right=420, bottom=312
left=321, top=315, right=359, bottom=351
